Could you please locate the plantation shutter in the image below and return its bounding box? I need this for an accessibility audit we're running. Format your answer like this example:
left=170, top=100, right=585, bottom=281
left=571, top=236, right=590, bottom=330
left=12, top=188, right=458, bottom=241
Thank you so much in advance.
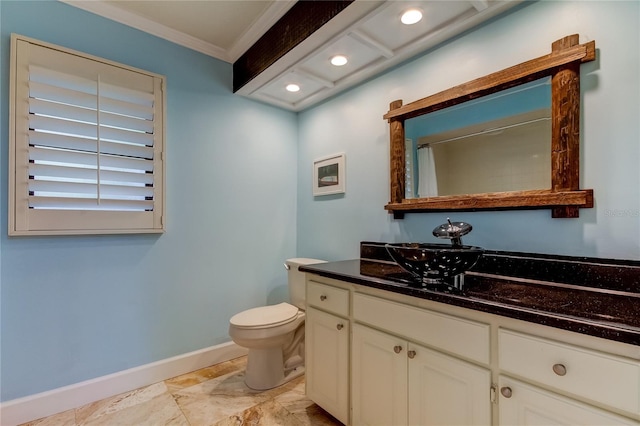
left=10, top=35, right=165, bottom=235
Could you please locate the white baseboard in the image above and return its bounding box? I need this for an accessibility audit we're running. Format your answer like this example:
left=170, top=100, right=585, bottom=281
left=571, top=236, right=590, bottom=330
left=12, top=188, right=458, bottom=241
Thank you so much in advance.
left=0, top=342, right=248, bottom=426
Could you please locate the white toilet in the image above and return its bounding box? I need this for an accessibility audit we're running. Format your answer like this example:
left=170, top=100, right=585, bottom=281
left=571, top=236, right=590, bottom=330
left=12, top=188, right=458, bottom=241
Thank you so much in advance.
left=229, top=258, right=326, bottom=390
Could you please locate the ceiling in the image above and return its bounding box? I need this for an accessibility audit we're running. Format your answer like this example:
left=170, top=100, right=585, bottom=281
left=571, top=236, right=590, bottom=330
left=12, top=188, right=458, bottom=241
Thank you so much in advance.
left=63, top=0, right=523, bottom=111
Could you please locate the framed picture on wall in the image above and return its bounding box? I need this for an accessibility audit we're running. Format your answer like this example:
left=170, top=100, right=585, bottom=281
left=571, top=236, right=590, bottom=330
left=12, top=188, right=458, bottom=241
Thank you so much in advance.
left=313, top=153, right=346, bottom=196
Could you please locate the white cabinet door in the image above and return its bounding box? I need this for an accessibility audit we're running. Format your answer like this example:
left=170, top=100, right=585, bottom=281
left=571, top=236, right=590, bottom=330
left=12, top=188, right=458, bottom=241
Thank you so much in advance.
left=499, top=376, right=639, bottom=425
left=408, top=342, right=491, bottom=426
left=305, top=307, right=349, bottom=425
left=352, top=324, right=408, bottom=426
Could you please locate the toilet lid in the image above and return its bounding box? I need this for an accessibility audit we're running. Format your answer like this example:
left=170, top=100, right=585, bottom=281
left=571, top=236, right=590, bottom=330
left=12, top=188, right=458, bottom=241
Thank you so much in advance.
left=230, top=302, right=299, bottom=328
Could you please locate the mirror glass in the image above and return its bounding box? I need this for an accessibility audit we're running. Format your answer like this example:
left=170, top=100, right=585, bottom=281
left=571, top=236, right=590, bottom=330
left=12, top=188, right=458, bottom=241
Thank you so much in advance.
left=403, top=77, right=551, bottom=199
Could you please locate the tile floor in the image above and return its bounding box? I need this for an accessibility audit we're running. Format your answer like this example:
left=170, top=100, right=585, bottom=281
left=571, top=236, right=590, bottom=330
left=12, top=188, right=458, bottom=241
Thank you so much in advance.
left=21, top=356, right=342, bottom=426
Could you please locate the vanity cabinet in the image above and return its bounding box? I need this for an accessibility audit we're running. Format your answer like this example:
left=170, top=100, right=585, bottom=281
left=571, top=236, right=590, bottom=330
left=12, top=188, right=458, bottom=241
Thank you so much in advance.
left=352, top=293, right=491, bottom=426
left=303, top=272, right=640, bottom=426
left=498, top=328, right=640, bottom=425
left=305, top=280, right=350, bottom=424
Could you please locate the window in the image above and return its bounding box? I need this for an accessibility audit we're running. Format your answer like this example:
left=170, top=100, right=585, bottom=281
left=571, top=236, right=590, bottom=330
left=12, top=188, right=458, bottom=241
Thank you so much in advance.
left=9, top=34, right=165, bottom=235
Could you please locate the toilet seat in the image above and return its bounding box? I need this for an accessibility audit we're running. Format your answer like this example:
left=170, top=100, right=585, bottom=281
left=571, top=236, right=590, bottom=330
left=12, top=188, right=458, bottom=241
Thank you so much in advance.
left=230, top=302, right=299, bottom=329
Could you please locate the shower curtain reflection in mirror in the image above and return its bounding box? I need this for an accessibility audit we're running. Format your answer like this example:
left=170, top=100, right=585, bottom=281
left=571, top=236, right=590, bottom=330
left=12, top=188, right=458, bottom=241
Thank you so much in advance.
left=418, top=144, right=438, bottom=198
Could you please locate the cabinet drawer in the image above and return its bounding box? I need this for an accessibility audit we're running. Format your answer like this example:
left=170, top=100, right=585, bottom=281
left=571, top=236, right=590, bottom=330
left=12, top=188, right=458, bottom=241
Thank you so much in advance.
left=499, top=328, right=640, bottom=416
left=353, top=293, right=489, bottom=364
left=307, top=280, right=349, bottom=317
left=499, top=376, right=639, bottom=425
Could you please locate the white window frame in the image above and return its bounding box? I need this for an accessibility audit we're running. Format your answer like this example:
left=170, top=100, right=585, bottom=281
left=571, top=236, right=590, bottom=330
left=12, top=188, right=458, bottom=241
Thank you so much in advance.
left=9, top=34, right=165, bottom=236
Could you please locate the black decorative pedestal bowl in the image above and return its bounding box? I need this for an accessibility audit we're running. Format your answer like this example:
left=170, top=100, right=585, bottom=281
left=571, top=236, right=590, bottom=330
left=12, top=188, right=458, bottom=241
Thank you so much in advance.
left=385, top=243, right=484, bottom=293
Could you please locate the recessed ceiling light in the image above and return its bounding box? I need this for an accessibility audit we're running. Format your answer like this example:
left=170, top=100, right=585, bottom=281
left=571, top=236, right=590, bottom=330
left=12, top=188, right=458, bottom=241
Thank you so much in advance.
left=330, top=55, right=348, bottom=66
left=401, top=9, right=423, bottom=25
left=286, top=83, right=300, bottom=92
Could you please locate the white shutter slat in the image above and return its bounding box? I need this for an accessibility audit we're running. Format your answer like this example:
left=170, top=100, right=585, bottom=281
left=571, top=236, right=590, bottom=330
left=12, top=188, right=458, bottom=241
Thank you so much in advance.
left=29, top=180, right=154, bottom=198
left=29, top=147, right=154, bottom=172
left=101, top=96, right=154, bottom=121
left=28, top=196, right=154, bottom=211
left=29, top=131, right=95, bottom=151
left=29, top=164, right=154, bottom=185
left=29, top=98, right=154, bottom=134
left=29, top=65, right=155, bottom=107
left=29, top=115, right=154, bottom=146
left=29, top=80, right=96, bottom=111
left=29, top=131, right=154, bottom=159
left=102, top=112, right=154, bottom=135
left=29, top=97, right=95, bottom=124
left=29, top=65, right=97, bottom=95
left=29, top=80, right=153, bottom=120
left=101, top=81, right=155, bottom=106
left=29, top=114, right=94, bottom=139
left=98, top=124, right=154, bottom=146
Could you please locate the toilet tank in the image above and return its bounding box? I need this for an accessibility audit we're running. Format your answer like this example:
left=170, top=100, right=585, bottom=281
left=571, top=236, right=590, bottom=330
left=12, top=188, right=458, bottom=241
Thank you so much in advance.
left=285, top=258, right=326, bottom=309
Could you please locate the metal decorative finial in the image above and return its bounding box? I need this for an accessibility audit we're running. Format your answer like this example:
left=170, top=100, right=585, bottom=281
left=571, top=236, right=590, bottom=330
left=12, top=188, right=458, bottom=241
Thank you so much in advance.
left=433, top=218, right=473, bottom=246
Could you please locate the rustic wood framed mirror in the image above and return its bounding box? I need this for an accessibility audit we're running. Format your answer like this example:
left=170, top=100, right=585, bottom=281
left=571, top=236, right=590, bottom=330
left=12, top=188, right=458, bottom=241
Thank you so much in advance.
left=384, top=35, right=595, bottom=219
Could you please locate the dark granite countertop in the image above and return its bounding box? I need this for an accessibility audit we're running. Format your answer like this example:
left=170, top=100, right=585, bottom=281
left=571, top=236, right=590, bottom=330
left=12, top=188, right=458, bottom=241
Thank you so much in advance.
left=300, top=257, right=640, bottom=347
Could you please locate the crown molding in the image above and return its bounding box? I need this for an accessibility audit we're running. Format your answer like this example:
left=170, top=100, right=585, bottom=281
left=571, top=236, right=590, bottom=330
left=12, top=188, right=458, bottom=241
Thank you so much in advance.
left=60, top=0, right=294, bottom=63
left=60, top=0, right=229, bottom=60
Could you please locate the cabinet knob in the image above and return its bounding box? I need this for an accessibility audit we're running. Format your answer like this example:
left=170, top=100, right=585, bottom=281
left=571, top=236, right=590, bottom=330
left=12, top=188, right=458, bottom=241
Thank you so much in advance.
left=320, top=295, right=327, bottom=301
left=336, top=323, right=344, bottom=330
left=500, top=387, right=513, bottom=398
left=552, top=363, right=567, bottom=376
left=407, top=350, right=416, bottom=359
left=393, top=345, right=403, bottom=354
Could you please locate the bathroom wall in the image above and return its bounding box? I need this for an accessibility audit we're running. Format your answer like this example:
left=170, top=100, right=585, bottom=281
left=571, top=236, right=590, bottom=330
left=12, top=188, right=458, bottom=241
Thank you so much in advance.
left=0, top=1, right=298, bottom=401
left=297, top=0, right=640, bottom=261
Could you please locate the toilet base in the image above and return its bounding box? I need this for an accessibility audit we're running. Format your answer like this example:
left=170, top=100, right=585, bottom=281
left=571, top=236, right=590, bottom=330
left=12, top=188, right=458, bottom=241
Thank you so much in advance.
left=244, top=347, right=305, bottom=390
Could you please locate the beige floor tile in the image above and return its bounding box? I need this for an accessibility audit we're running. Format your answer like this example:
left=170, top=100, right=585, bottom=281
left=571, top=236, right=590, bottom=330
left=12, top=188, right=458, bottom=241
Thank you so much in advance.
left=19, top=409, right=76, bottom=426
left=75, top=382, right=189, bottom=426
left=78, top=391, right=188, bottom=426
left=172, top=370, right=271, bottom=425
left=75, top=382, right=168, bottom=423
left=212, top=399, right=301, bottom=426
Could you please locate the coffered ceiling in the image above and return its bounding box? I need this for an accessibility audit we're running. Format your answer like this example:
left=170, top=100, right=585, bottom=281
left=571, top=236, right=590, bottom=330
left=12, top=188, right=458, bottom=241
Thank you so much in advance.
left=63, top=0, right=523, bottom=111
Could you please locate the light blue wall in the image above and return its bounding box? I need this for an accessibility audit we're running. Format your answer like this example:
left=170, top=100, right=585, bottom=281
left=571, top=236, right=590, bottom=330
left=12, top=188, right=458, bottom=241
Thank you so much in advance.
left=0, top=1, right=298, bottom=401
left=297, top=1, right=640, bottom=261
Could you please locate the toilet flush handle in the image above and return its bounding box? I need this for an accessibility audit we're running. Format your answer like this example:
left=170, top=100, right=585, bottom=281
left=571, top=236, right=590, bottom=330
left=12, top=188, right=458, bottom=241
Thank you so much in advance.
left=284, top=263, right=290, bottom=270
